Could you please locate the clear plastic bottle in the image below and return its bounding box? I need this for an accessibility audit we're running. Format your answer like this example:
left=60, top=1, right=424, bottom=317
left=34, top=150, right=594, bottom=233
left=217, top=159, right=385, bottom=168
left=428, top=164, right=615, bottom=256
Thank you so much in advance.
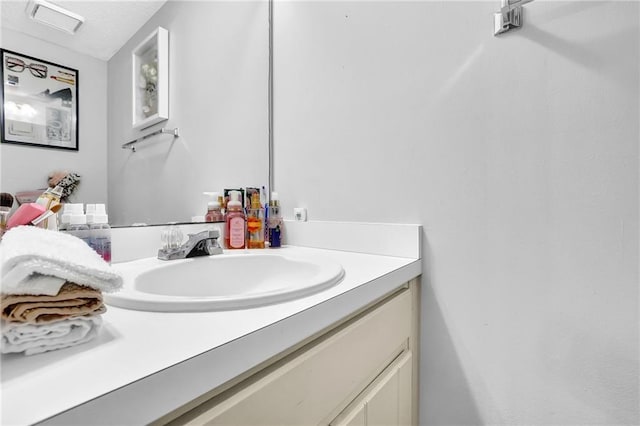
left=247, top=192, right=265, bottom=249
left=89, top=204, right=111, bottom=263
left=65, top=213, right=91, bottom=246
left=268, top=192, right=283, bottom=248
left=224, top=190, right=246, bottom=249
left=35, top=186, right=63, bottom=230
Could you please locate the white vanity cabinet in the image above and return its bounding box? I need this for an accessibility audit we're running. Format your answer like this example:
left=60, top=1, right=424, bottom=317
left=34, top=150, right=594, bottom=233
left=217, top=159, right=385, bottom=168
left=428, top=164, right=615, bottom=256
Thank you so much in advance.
left=2, top=233, right=422, bottom=426
left=159, top=279, right=419, bottom=426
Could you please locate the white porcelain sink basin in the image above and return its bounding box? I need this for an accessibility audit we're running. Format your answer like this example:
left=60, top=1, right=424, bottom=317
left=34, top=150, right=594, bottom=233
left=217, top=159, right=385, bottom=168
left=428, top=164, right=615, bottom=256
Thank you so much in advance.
left=104, top=251, right=345, bottom=312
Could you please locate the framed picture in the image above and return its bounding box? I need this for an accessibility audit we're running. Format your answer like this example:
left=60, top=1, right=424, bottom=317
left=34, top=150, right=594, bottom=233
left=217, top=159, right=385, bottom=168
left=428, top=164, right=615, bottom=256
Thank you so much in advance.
left=0, top=49, right=78, bottom=150
left=132, top=27, right=169, bottom=130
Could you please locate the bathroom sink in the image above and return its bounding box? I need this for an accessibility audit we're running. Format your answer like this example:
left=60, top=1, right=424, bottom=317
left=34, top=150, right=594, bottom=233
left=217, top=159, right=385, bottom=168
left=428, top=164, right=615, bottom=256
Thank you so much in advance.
left=104, top=251, right=345, bottom=312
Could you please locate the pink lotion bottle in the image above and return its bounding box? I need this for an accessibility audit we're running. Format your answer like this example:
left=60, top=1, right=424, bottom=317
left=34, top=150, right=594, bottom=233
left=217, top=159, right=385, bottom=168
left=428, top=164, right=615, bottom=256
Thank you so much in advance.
left=224, top=190, right=246, bottom=249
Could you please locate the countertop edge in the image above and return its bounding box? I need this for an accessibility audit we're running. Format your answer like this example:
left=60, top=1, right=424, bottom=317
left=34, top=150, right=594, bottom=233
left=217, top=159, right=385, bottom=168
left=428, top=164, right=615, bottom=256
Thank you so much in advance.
left=40, top=259, right=421, bottom=425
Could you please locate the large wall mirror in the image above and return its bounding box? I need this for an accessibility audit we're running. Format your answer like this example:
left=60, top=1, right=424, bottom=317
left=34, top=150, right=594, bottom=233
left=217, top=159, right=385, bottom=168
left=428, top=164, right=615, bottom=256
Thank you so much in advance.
left=0, top=0, right=269, bottom=226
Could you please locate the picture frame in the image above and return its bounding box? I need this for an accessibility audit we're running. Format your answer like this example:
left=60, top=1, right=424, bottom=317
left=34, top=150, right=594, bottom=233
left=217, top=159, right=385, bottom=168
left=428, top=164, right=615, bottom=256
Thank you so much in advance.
left=0, top=49, right=79, bottom=151
left=132, top=27, right=169, bottom=130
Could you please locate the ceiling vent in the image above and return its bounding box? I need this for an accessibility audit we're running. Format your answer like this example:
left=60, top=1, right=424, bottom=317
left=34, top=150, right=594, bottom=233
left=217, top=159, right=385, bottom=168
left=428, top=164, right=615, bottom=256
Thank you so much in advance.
left=26, top=0, right=84, bottom=35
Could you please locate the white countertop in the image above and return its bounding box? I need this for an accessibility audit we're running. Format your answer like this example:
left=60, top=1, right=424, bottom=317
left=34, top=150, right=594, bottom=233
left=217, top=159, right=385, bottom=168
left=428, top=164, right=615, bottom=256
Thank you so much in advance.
left=1, top=245, right=421, bottom=425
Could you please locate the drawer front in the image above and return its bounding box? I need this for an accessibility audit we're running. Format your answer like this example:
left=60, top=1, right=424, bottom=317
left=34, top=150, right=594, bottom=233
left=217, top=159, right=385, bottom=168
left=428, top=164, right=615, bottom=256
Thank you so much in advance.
left=175, top=288, right=412, bottom=425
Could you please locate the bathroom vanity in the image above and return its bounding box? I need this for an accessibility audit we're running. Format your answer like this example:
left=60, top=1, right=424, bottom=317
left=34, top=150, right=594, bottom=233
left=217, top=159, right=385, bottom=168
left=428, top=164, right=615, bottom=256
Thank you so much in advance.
left=160, top=277, right=419, bottom=425
left=1, top=222, right=421, bottom=425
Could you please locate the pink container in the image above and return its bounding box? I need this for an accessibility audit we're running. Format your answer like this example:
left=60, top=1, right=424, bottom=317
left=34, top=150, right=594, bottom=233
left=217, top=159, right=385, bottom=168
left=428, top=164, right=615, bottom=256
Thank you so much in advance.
left=6, top=203, right=46, bottom=230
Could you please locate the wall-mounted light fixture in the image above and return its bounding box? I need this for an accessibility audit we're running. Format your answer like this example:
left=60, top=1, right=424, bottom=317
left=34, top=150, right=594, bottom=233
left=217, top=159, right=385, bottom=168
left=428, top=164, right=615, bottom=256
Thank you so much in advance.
left=26, top=0, right=84, bottom=35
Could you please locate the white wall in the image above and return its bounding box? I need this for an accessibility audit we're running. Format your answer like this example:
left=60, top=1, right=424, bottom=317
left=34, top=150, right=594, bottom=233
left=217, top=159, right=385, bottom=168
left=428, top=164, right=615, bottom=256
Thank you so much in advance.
left=107, top=1, right=269, bottom=226
left=0, top=28, right=108, bottom=207
left=273, top=1, right=638, bottom=424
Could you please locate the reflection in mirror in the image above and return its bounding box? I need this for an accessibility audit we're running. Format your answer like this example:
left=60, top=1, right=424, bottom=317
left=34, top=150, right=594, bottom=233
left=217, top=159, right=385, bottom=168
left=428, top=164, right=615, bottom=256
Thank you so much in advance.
left=0, top=1, right=269, bottom=227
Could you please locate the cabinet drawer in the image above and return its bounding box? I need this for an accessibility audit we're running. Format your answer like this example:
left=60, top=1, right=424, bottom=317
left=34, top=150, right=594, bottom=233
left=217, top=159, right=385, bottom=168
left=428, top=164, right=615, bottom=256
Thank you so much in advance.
left=171, top=288, right=412, bottom=425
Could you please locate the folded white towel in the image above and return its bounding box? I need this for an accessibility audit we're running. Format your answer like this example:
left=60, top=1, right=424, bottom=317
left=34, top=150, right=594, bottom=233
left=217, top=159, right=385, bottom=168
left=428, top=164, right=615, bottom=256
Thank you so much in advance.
left=1, top=226, right=122, bottom=296
left=2, top=274, right=66, bottom=296
left=1, top=315, right=102, bottom=355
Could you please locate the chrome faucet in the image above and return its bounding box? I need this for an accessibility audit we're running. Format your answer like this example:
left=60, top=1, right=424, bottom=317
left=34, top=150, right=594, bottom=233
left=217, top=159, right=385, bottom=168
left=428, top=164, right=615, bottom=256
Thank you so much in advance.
left=158, top=229, right=223, bottom=260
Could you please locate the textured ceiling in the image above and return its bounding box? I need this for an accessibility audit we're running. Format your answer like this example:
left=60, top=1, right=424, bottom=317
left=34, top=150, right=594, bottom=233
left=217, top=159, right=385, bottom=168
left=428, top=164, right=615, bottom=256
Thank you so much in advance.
left=1, top=0, right=167, bottom=61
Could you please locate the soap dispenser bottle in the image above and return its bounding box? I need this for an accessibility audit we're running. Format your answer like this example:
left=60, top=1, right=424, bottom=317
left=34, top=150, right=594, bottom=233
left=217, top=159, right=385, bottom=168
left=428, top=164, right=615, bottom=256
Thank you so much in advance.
left=204, top=192, right=224, bottom=222
left=247, top=192, right=265, bottom=249
left=225, top=190, right=246, bottom=249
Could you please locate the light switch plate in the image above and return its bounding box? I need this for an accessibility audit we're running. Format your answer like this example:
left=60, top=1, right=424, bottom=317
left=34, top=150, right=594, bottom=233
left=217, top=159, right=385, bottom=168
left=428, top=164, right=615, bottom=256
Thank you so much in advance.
left=293, top=208, right=307, bottom=222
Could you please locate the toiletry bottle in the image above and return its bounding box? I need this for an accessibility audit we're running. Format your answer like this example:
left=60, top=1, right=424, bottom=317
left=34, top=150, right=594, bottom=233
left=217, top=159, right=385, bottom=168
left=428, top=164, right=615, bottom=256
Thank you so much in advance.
left=65, top=211, right=91, bottom=246
left=268, top=192, right=283, bottom=248
left=204, top=192, right=224, bottom=222
left=59, top=203, right=83, bottom=231
left=35, top=186, right=63, bottom=230
left=218, top=193, right=226, bottom=216
left=85, top=204, right=96, bottom=224
left=89, top=204, right=112, bottom=263
left=85, top=204, right=96, bottom=237
left=224, top=190, right=246, bottom=249
left=247, top=192, right=265, bottom=249
left=262, top=186, right=269, bottom=244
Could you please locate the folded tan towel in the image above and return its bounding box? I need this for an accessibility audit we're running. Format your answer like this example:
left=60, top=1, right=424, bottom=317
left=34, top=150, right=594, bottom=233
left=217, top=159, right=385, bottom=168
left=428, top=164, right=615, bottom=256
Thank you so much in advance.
left=1, top=282, right=106, bottom=324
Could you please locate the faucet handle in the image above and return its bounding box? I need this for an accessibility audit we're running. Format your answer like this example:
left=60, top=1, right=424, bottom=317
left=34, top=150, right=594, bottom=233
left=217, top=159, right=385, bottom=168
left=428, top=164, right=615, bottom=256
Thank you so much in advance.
left=187, top=229, right=220, bottom=241
left=161, top=225, right=184, bottom=249
left=186, top=229, right=223, bottom=258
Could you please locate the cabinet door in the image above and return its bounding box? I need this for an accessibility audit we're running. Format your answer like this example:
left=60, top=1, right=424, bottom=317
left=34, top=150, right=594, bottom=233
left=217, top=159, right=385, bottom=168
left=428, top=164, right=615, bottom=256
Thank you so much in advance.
left=331, top=351, right=412, bottom=426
